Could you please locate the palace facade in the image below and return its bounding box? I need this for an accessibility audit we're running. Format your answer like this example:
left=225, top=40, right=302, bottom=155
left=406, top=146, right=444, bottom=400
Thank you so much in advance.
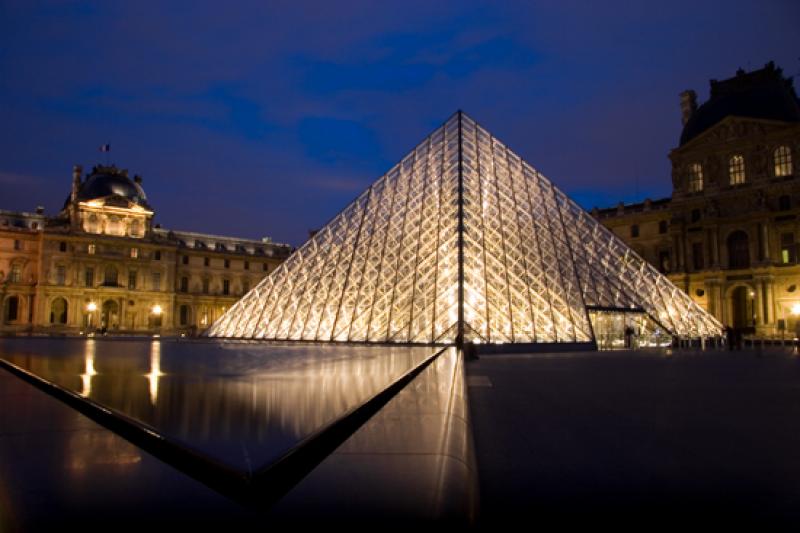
left=595, top=62, right=800, bottom=336
left=0, top=164, right=292, bottom=336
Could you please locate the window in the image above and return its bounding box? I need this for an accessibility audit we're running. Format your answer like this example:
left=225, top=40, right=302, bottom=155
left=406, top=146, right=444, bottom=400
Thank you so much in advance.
left=179, top=305, right=189, bottom=326
left=59, top=241, right=67, bottom=252
left=727, top=230, right=750, bottom=269
left=180, top=276, right=189, bottom=292
left=688, top=163, right=704, bottom=192
left=630, top=225, right=639, bottom=238
left=202, top=278, right=210, bottom=294
left=774, top=146, right=793, bottom=177
left=729, top=155, right=746, bottom=185
left=242, top=279, right=250, bottom=293
left=154, top=250, right=161, bottom=261
left=88, top=244, right=96, bottom=255
left=104, top=266, right=118, bottom=286
left=779, top=195, right=792, bottom=211
left=204, top=257, right=210, bottom=267
left=130, top=219, right=140, bottom=236
left=224, top=259, right=230, bottom=269
left=4, top=296, right=19, bottom=322
left=781, top=233, right=796, bottom=264
left=151, top=272, right=161, bottom=291
left=692, top=242, right=704, bottom=271
left=223, top=279, right=230, bottom=295
left=85, top=268, right=94, bottom=287
left=263, top=263, right=269, bottom=272
left=244, top=261, right=249, bottom=270
left=13, top=239, right=21, bottom=251
left=658, top=220, right=668, bottom=234
left=130, top=247, right=139, bottom=259
left=182, top=255, right=189, bottom=265
left=690, top=209, right=701, bottom=223
left=56, top=265, right=66, bottom=286
left=10, top=264, right=21, bottom=283
left=128, top=270, right=137, bottom=289
left=658, top=251, right=670, bottom=273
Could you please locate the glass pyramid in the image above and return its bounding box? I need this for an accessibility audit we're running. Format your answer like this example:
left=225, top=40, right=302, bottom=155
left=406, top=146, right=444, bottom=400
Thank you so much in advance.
left=208, top=112, right=722, bottom=345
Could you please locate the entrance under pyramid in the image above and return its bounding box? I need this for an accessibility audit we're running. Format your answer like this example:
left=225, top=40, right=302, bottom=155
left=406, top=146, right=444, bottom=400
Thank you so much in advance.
left=208, top=111, right=722, bottom=349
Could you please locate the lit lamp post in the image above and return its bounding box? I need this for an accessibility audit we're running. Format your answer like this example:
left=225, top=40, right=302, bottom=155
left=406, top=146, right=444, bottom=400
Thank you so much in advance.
left=151, top=304, right=163, bottom=336
left=85, top=301, right=97, bottom=334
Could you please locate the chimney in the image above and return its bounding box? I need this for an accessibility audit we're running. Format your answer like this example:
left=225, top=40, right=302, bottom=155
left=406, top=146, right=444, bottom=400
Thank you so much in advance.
left=679, top=90, right=697, bottom=126
left=133, top=174, right=142, bottom=185
left=71, top=164, right=82, bottom=203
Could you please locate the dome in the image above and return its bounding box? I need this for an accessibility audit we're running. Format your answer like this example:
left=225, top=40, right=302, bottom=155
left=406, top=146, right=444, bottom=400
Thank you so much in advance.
left=64, top=166, right=151, bottom=209
left=680, top=62, right=800, bottom=146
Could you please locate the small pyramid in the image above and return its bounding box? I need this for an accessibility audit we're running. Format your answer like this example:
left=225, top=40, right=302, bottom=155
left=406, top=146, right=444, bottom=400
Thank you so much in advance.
left=208, top=112, right=722, bottom=346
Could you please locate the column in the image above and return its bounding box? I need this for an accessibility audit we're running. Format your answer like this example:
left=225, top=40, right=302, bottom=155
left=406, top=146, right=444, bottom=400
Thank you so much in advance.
left=762, top=222, right=770, bottom=262
left=765, top=279, right=775, bottom=326
left=712, top=228, right=720, bottom=267
left=754, top=285, right=764, bottom=326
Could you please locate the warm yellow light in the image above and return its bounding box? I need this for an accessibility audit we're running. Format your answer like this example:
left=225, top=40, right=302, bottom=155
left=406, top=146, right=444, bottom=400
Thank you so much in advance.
left=151, top=304, right=163, bottom=316
left=791, top=303, right=800, bottom=316
left=86, top=301, right=97, bottom=312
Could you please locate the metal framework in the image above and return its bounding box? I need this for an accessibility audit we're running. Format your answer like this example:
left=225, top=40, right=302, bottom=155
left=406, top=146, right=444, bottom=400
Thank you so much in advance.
left=207, top=112, right=722, bottom=344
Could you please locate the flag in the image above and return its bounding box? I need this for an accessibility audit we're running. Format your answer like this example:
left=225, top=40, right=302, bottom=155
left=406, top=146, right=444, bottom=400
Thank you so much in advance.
left=99, top=144, right=111, bottom=152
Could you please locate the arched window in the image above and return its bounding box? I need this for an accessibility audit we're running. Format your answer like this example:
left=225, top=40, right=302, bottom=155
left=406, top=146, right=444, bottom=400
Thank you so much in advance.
left=774, top=146, right=793, bottom=177
left=50, top=297, right=68, bottom=324
left=4, top=296, right=19, bottom=323
left=727, top=230, right=750, bottom=269
left=688, top=163, right=704, bottom=192
left=104, top=265, right=118, bottom=286
left=729, top=155, right=746, bottom=185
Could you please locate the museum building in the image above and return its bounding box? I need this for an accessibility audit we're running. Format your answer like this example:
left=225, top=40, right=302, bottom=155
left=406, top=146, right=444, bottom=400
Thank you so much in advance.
left=595, top=62, right=800, bottom=336
left=0, top=164, right=291, bottom=335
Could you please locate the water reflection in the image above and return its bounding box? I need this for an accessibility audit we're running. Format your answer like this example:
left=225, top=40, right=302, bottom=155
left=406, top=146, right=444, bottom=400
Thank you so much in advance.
left=80, top=339, right=97, bottom=397
left=0, top=338, right=434, bottom=472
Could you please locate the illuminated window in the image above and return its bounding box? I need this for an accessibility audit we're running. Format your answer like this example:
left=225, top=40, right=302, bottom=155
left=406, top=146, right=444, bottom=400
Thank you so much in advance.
left=729, top=155, right=746, bottom=185
left=774, top=146, right=793, bottom=177
left=781, top=233, right=796, bottom=264
left=130, top=247, right=139, bottom=259
left=688, top=163, right=703, bottom=192
left=88, top=244, right=96, bottom=255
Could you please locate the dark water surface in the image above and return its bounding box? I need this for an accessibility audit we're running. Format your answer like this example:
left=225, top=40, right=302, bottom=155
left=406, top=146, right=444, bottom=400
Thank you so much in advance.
left=0, top=338, right=435, bottom=472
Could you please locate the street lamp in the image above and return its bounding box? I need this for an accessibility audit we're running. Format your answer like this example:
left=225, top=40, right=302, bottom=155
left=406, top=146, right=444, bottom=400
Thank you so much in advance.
left=150, top=304, right=163, bottom=336
left=85, top=301, right=97, bottom=331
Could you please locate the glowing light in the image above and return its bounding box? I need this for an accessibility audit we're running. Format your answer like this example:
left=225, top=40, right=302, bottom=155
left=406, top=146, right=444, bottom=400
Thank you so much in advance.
left=791, top=303, right=800, bottom=316
left=80, top=339, right=97, bottom=397
left=151, top=304, right=163, bottom=315
left=145, top=340, right=163, bottom=405
left=86, top=301, right=97, bottom=312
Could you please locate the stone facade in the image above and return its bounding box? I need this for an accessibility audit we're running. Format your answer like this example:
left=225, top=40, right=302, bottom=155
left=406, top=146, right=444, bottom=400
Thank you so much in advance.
left=0, top=165, right=291, bottom=336
left=595, top=62, right=800, bottom=336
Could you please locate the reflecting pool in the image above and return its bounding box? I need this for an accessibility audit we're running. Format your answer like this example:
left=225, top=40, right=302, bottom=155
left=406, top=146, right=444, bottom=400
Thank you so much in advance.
left=0, top=338, right=436, bottom=473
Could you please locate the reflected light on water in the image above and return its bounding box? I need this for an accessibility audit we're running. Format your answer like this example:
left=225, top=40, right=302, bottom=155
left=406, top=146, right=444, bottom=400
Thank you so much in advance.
left=145, top=340, right=163, bottom=405
left=80, top=339, right=97, bottom=397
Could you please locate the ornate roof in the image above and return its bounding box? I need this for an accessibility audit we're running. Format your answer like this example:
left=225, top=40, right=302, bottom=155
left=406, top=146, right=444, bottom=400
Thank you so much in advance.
left=680, top=62, right=800, bottom=146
